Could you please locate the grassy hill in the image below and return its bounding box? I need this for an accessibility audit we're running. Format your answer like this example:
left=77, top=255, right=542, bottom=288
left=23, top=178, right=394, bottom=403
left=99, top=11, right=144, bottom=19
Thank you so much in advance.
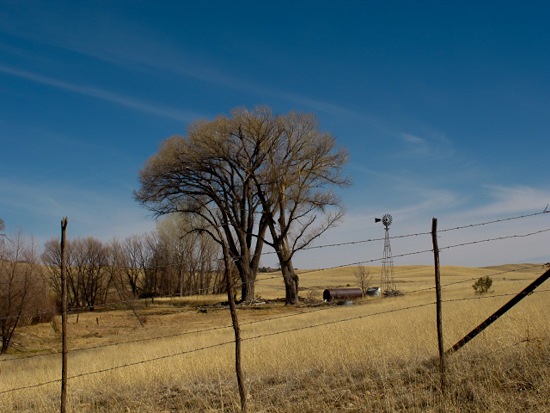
left=1, top=265, right=549, bottom=412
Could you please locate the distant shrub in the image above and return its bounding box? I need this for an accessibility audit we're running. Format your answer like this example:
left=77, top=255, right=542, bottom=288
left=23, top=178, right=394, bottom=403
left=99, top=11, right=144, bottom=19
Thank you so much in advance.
left=473, top=276, right=493, bottom=294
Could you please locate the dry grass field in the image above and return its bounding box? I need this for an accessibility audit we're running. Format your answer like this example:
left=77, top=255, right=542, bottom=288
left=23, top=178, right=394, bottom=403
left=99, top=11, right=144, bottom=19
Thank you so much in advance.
left=1, top=264, right=549, bottom=412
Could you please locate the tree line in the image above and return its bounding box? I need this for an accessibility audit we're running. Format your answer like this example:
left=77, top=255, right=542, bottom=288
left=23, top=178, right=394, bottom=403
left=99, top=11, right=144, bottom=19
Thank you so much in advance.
left=43, top=219, right=226, bottom=308
left=0, top=216, right=226, bottom=354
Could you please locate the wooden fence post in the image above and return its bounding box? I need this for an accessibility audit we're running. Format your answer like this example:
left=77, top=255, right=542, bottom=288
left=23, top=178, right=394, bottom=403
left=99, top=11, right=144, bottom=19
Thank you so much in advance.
left=224, top=256, right=247, bottom=412
left=60, top=217, right=68, bottom=413
left=431, top=218, right=446, bottom=394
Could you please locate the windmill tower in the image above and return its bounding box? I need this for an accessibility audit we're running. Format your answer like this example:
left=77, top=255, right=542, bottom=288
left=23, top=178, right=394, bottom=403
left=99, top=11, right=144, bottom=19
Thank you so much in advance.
left=375, top=214, right=396, bottom=294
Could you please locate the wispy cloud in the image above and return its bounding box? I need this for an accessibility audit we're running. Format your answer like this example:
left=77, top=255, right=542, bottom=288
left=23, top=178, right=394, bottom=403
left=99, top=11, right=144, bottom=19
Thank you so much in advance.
left=466, top=185, right=550, bottom=216
left=2, top=30, right=394, bottom=133
left=1, top=26, right=263, bottom=106
left=396, top=130, right=456, bottom=160
left=1, top=28, right=439, bottom=147
left=401, top=133, right=426, bottom=145
left=0, top=64, right=201, bottom=122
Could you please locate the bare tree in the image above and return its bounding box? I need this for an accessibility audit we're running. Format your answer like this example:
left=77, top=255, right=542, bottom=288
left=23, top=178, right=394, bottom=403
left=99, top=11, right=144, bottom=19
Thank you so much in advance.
left=107, top=238, right=132, bottom=301
left=0, top=232, right=51, bottom=353
left=120, top=233, right=155, bottom=298
left=254, top=112, right=349, bottom=304
left=42, top=237, right=114, bottom=310
left=135, top=107, right=349, bottom=304
left=354, top=266, right=372, bottom=296
left=74, top=238, right=113, bottom=310
left=135, top=108, right=275, bottom=302
left=117, top=231, right=179, bottom=299
left=43, top=238, right=79, bottom=308
left=157, top=214, right=223, bottom=296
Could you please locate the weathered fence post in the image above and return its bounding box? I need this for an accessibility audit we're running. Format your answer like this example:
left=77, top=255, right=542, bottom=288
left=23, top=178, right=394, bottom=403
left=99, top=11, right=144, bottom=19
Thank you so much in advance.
left=431, top=218, right=446, bottom=395
left=224, top=255, right=247, bottom=412
left=60, top=217, right=68, bottom=413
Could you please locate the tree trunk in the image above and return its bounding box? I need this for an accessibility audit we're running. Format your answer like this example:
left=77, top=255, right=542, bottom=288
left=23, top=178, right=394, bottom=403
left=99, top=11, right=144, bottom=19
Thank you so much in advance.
left=240, top=272, right=256, bottom=303
left=280, top=259, right=299, bottom=305
left=1, top=332, right=11, bottom=354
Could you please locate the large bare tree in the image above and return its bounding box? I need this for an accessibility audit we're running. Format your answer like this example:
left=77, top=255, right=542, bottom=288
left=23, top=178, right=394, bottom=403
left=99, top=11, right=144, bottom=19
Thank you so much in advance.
left=135, top=107, right=348, bottom=304
left=135, top=108, right=276, bottom=302
left=255, top=112, right=349, bottom=304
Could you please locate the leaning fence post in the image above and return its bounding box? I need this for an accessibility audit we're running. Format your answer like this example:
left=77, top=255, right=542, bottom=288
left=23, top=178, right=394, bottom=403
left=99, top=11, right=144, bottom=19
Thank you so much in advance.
left=60, top=217, right=68, bottom=413
left=431, top=218, right=446, bottom=394
left=446, top=267, right=550, bottom=355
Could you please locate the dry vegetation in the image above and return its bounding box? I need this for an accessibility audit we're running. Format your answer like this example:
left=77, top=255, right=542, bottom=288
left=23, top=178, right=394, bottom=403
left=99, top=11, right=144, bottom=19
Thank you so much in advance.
left=1, top=264, right=549, bottom=412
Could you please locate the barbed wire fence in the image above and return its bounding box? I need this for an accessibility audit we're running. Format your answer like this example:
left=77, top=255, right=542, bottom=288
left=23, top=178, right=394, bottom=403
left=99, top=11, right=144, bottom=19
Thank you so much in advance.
left=0, top=208, right=549, bottom=412
left=2, top=286, right=549, bottom=394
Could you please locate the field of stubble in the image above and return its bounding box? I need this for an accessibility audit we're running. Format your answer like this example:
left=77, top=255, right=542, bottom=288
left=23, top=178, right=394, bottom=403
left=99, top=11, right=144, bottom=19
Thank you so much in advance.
left=1, top=264, right=549, bottom=412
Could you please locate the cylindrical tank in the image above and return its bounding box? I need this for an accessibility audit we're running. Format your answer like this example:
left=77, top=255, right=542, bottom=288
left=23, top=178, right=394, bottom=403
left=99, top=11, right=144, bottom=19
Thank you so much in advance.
left=323, top=288, right=363, bottom=302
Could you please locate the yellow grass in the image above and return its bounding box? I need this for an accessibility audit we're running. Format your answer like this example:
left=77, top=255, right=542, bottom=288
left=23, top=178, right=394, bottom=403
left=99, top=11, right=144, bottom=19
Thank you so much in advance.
left=1, top=265, right=549, bottom=412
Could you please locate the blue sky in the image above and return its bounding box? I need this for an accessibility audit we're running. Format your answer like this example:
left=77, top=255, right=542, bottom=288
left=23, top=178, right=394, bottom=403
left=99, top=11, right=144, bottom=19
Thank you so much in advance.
left=1, top=1, right=549, bottom=268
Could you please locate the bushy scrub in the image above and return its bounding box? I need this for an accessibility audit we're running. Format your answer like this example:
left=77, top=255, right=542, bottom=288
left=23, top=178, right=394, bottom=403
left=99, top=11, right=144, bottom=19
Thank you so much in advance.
left=472, top=276, right=493, bottom=294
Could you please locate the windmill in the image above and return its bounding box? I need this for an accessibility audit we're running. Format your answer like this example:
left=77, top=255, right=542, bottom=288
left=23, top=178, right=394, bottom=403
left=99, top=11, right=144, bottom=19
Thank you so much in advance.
left=375, top=214, right=396, bottom=294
